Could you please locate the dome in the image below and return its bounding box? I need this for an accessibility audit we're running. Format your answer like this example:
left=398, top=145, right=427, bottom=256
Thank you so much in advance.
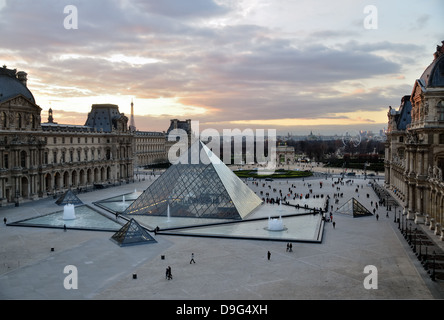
left=419, top=41, right=444, bottom=88
left=0, top=66, right=35, bottom=104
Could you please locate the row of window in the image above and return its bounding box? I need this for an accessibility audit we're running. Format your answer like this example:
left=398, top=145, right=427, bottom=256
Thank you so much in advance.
left=0, top=112, right=38, bottom=129
left=46, top=136, right=104, bottom=144
left=136, top=144, right=165, bottom=152
left=44, top=149, right=112, bottom=164
left=399, top=133, right=444, bottom=144
left=1, top=148, right=123, bottom=169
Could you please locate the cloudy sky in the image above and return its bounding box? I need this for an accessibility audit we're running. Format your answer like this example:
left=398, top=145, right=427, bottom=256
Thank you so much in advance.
left=0, top=0, right=443, bottom=135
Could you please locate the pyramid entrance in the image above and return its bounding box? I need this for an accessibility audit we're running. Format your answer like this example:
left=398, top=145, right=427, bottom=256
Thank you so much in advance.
left=124, top=141, right=262, bottom=220
left=55, top=189, right=83, bottom=206
left=110, top=218, right=156, bottom=246
left=336, top=197, right=373, bottom=217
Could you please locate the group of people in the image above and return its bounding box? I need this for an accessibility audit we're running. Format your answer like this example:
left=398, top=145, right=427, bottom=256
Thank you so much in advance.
left=286, top=243, right=293, bottom=252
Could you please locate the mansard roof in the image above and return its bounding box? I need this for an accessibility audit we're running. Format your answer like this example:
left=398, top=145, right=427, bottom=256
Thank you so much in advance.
left=396, top=95, right=412, bottom=130
left=84, top=104, right=126, bottom=132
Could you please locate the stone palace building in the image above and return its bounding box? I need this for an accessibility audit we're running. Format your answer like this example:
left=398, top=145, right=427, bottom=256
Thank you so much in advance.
left=385, top=41, right=444, bottom=237
left=0, top=65, right=191, bottom=206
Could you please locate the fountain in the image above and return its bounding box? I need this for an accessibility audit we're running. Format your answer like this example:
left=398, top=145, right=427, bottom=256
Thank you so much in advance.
left=267, top=216, right=285, bottom=231
left=167, top=203, right=171, bottom=221
left=63, top=204, right=76, bottom=220
left=122, top=195, right=126, bottom=204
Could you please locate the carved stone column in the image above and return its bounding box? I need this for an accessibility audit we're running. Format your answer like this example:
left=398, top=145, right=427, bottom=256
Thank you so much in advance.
left=414, top=187, right=425, bottom=224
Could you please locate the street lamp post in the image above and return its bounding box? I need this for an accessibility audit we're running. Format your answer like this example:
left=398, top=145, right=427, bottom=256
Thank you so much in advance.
left=418, top=238, right=422, bottom=261
left=400, top=211, right=403, bottom=233
left=397, top=207, right=401, bottom=229
left=413, top=228, right=417, bottom=253
left=432, top=251, right=436, bottom=281
left=404, top=214, right=408, bottom=236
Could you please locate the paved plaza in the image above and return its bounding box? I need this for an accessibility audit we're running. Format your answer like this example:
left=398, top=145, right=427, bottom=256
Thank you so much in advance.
left=1, top=168, right=444, bottom=300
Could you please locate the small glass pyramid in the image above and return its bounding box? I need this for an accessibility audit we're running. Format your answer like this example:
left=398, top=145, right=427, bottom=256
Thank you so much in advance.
left=110, top=218, right=156, bottom=246
left=55, top=189, right=83, bottom=206
left=123, top=140, right=262, bottom=220
left=336, top=197, right=373, bottom=217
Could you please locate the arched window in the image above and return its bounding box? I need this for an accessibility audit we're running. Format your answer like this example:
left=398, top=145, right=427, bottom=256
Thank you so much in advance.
left=16, top=113, right=22, bottom=128
left=438, top=101, right=444, bottom=122
left=20, top=150, right=27, bottom=167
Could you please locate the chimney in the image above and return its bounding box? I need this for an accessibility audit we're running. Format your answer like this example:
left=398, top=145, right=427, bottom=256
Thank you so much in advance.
left=17, top=71, right=28, bottom=87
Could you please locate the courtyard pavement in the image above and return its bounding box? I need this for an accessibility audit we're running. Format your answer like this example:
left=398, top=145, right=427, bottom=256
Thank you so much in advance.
left=1, top=170, right=444, bottom=301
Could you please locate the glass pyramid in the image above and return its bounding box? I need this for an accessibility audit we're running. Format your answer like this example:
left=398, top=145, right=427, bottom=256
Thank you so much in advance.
left=124, top=140, right=262, bottom=220
left=336, top=197, right=373, bottom=217
left=55, top=189, right=83, bottom=206
left=110, top=218, right=156, bottom=246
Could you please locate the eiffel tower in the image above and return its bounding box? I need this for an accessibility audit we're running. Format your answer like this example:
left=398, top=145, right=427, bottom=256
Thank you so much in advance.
left=129, top=99, right=136, bottom=131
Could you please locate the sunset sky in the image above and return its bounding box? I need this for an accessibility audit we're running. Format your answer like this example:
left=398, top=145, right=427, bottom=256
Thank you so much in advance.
left=0, top=0, right=443, bottom=135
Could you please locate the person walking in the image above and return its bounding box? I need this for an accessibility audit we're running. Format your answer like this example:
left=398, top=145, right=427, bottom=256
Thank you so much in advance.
left=333, top=221, right=336, bottom=229
left=267, top=251, right=271, bottom=260
left=190, top=253, right=195, bottom=264
left=167, top=266, right=172, bottom=280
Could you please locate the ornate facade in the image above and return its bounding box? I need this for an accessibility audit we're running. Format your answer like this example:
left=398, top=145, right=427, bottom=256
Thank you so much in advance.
left=0, top=65, right=189, bottom=206
left=385, top=41, right=444, bottom=237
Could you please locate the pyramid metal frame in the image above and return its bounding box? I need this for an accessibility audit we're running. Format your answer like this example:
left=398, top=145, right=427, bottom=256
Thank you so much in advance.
left=110, top=218, right=156, bottom=246
left=123, top=140, right=262, bottom=220
left=55, top=189, right=83, bottom=206
left=336, top=197, right=373, bottom=217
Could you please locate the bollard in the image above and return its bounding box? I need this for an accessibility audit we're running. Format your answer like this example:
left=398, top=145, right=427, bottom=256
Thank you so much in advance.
left=51, top=248, right=54, bottom=252
left=161, top=255, right=165, bottom=260
left=133, top=273, right=137, bottom=279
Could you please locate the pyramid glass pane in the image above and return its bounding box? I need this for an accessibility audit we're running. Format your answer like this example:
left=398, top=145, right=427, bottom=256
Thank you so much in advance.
left=203, top=143, right=262, bottom=218
left=124, top=140, right=262, bottom=220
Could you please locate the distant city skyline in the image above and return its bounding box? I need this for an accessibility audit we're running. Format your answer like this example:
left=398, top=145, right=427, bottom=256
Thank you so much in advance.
left=0, top=0, right=443, bottom=135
